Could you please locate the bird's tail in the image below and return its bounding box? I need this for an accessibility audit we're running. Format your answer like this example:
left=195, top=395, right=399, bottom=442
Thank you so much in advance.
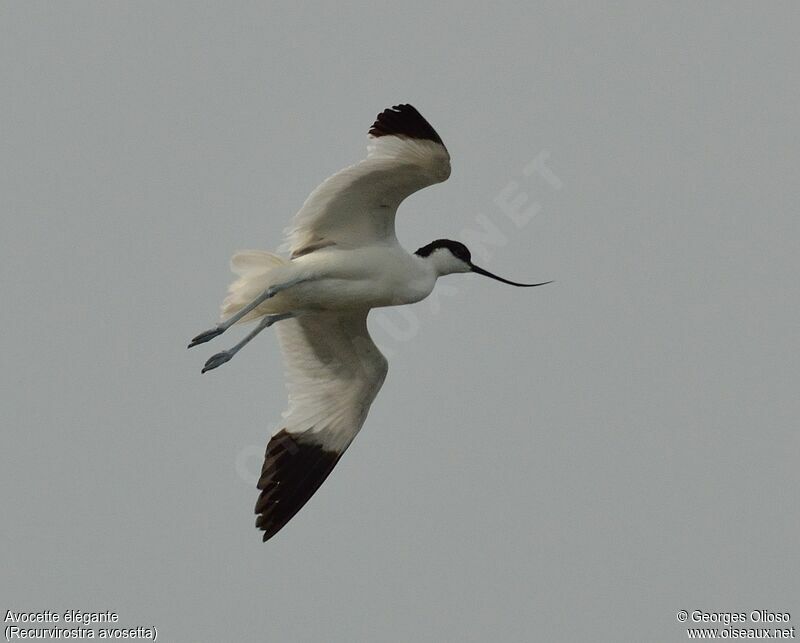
left=221, top=250, right=290, bottom=323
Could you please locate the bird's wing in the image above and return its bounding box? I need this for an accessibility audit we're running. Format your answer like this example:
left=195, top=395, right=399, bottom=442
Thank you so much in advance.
left=282, top=104, right=451, bottom=258
left=255, top=310, right=388, bottom=541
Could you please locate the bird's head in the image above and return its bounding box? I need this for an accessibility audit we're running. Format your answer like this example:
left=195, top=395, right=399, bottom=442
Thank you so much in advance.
left=414, top=239, right=552, bottom=287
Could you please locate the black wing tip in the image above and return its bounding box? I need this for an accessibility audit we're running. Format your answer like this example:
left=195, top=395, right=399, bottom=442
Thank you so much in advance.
left=369, top=103, right=445, bottom=146
left=255, top=429, right=342, bottom=542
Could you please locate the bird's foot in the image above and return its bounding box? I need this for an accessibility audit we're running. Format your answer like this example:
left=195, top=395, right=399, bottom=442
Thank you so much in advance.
left=202, top=350, right=233, bottom=373
left=188, top=326, right=224, bottom=348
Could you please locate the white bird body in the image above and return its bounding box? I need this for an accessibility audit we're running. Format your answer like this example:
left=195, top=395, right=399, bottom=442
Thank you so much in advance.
left=292, top=245, right=439, bottom=309
left=189, top=104, right=550, bottom=541
left=224, top=244, right=439, bottom=317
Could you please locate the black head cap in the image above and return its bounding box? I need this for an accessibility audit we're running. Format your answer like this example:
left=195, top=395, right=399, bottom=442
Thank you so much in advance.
left=414, top=239, right=471, bottom=262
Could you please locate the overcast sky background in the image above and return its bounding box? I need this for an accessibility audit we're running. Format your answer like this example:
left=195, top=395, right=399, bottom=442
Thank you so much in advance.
left=2, top=3, right=798, bottom=642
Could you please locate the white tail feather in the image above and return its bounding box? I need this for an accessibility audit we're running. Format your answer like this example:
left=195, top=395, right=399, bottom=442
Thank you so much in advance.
left=221, top=250, right=289, bottom=323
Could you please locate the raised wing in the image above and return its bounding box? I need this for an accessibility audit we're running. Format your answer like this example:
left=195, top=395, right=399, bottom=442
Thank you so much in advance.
left=255, top=311, right=388, bottom=541
left=282, top=104, right=451, bottom=258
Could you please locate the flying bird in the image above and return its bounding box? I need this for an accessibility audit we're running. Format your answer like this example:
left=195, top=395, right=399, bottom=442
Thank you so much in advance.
left=189, top=104, right=551, bottom=541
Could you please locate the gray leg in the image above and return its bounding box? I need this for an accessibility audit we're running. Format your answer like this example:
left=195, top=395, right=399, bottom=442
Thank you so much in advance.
left=201, top=313, right=295, bottom=373
left=188, top=278, right=307, bottom=348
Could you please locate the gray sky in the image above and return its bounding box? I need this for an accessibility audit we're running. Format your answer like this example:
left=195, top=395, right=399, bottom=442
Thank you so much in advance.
left=2, top=2, right=798, bottom=642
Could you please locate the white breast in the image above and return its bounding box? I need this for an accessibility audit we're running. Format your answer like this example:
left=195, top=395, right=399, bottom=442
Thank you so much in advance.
left=285, top=247, right=436, bottom=311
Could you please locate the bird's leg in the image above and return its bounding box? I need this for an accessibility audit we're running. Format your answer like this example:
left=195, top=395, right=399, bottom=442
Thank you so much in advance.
left=188, top=278, right=307, bottom=348
left=201, top=313, right=295, bottom=374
